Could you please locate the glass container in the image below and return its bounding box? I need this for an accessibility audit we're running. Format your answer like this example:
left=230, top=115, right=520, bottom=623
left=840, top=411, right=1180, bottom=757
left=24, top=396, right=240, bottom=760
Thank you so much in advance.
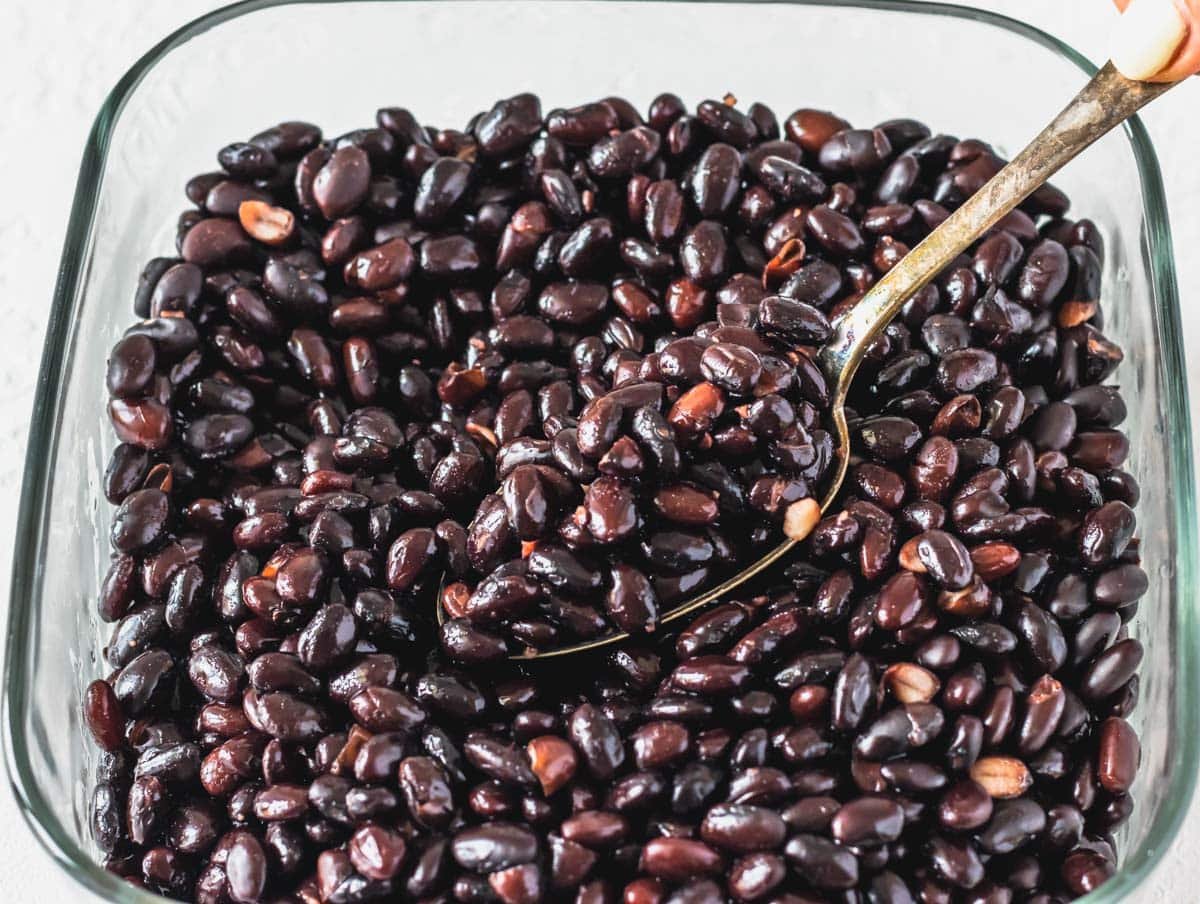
left=3, top=1, right=1195, bottom=901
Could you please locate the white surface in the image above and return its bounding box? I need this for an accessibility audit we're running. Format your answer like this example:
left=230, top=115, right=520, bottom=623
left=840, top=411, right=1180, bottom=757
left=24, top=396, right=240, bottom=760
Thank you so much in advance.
left=0, top=1, right=1196, bottom=900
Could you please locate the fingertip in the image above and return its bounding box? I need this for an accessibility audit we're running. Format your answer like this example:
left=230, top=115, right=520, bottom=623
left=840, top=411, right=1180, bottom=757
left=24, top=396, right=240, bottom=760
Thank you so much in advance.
left=1110, top=0, right=1189, bottom=79
left=1145, top=0, right=1200, bottom=80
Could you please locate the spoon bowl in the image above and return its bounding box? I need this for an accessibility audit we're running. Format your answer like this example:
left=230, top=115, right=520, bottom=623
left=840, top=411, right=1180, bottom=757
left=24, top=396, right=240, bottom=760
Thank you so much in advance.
left=438, top=62, right=1178, bottom=660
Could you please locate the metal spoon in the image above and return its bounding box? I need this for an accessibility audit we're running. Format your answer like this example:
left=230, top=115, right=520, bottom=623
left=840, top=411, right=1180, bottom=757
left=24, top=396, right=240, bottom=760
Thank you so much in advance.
left=440, top=61, right=1178, bottom=660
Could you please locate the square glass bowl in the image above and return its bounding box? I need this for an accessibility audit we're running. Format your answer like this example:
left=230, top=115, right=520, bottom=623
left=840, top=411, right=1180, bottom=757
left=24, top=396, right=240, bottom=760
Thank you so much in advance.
left=3, top=1, right=1196, bottom=901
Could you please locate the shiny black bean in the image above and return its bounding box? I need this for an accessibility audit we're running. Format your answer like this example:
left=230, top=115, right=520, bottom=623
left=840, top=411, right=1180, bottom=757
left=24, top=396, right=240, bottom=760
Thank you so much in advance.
left=452, top=823, right=538, bottom=873
left=784, top=834, right=859, bottom=890
left=806, top=205, right=864, bottom=256
left=588, top=127, right=661, bottom=179
left=568, top=703, right=626, bottom=779
left=680, top=220, right=730, bottom=286
left=1080, top=638, right=1143, bottom=701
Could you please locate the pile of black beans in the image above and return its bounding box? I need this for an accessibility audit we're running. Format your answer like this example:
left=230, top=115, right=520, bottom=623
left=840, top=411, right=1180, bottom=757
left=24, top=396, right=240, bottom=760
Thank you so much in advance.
left=85, top=92, right=1144, bottom=904
left=436, top=297, right=837, bottom=651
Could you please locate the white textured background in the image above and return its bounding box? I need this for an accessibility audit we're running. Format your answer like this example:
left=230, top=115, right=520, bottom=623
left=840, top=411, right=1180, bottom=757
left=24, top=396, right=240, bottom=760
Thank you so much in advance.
left=0, top=1, right=1196, bottom=900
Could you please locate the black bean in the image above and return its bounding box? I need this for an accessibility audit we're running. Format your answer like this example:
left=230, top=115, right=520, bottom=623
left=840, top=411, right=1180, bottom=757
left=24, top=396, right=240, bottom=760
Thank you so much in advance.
left=113, top=649, right=175, bottom=715
left=588, top=127, right=661, bottom=179
left=977, top=799, right=1047, bottom=855
left=452, top=823, right=538, bottom=873
left=474, top=93, right=542, bottom=156
left=568, top=703, right=626, bottom=779
left=700, top=803, right=786, bottom=852
left=819, top=128, right=892, bottom=173
left=1079, top=501, right=1136, bottom=567
left=758, top=155, right=827, bottom=203
left=784, top=834, right=859, bottom=889
left=1080, top=638, right=1143, bottom=701
left=806, top=205, right=864, bottom=256
left=188, top=645, right=245, bottom=703
left=830, top=796, right=905, bottom=846
left=677, top=145, right=736, bottom=219
left=680, top=220, right=730, bottom=286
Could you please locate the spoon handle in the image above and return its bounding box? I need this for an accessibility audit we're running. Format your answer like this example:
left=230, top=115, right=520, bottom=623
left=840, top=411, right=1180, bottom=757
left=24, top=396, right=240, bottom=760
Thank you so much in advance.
left=817, top=61, right=1176, bottom=389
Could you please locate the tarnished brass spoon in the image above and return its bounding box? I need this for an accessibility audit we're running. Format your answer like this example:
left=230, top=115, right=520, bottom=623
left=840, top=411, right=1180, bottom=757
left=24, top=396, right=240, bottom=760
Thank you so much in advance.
left=439, top=62, right=1178, bottom=660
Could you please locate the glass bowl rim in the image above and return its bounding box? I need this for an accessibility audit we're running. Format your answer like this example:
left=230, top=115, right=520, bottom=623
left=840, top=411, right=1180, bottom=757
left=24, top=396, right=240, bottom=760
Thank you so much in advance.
left=2, top=1, right=1195, bottom=901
